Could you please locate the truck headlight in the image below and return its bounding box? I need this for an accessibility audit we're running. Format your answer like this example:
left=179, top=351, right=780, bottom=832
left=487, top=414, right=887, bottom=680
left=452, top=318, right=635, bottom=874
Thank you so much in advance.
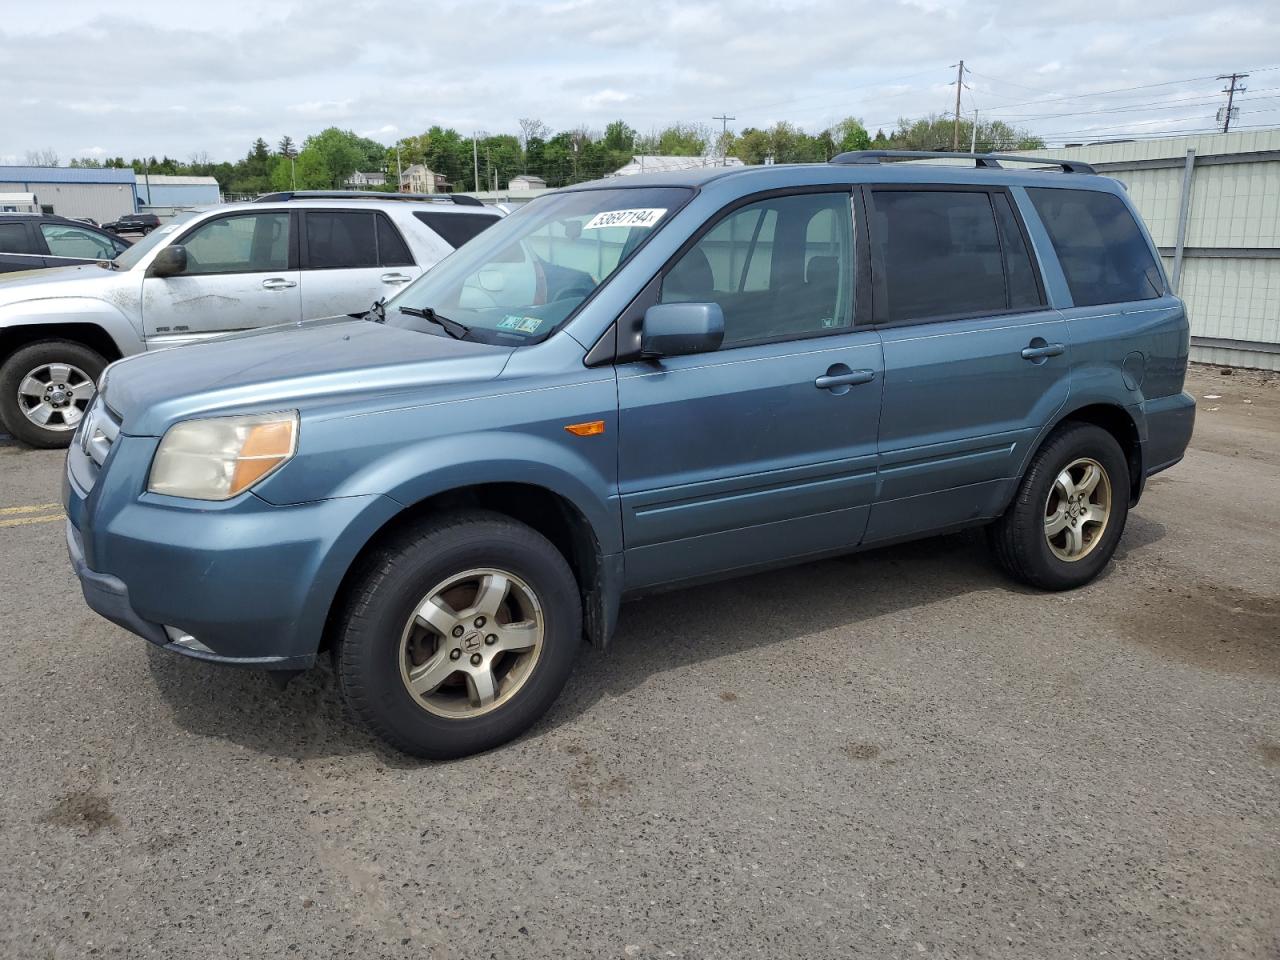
left=148, top=411, right=298, bottom=501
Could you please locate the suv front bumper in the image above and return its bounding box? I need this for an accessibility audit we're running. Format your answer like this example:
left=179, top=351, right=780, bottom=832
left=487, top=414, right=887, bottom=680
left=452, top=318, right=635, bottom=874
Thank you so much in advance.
left=65, top=434, right=401, bottom=669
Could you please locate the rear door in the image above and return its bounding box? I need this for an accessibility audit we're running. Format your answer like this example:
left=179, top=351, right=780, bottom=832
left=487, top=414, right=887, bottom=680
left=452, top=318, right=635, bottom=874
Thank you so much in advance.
left=298, top=210, right=423, bottom=319
left=617, top=189, right=884, bottom=589
left=141, top=210, right=301, bottom=345
left=864, top=184, right=1069, bottom=543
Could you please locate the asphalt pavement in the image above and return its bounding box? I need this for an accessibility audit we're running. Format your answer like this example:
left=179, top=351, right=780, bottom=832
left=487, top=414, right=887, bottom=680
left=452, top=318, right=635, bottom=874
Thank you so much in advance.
left=0, top=364, right=1276, bottom=959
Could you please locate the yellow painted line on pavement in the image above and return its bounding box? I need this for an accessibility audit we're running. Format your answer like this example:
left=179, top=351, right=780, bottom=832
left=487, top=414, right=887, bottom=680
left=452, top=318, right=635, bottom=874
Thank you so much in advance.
left=0, top=504, right=63, bottom=528
left=0, top=503, right=60, bottom=516
left=0, top=513, right=63, bottom=528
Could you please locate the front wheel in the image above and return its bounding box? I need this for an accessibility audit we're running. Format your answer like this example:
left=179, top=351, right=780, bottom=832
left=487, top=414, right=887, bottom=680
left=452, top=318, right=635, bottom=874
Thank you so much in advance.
left=0, top=340, right=106, bottom=448
left=335, top=511, right=582, bottom=759
left=988, top=423, right=1130, bottom=591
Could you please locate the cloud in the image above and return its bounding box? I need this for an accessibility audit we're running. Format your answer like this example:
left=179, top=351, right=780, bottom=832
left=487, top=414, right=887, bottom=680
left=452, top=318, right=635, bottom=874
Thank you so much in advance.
left=0, top=0, right=1277, bottom=161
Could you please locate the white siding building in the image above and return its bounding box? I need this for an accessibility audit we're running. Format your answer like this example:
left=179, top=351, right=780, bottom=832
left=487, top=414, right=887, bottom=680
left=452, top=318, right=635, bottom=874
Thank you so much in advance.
left=0, top=166, right=137, bottom=222
left=400, top=164, right=450, bottom=194
left=1018, top=131, right=1280, bottom=371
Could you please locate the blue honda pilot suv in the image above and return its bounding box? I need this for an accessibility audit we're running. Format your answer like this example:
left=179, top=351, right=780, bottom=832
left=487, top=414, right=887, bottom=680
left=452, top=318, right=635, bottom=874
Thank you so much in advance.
left=64, top=151, right=1195, bottom=758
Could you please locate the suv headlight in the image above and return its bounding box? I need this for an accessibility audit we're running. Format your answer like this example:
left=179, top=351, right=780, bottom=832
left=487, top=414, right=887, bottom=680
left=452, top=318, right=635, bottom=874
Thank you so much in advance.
left=148, top=411, right=298, bottom=501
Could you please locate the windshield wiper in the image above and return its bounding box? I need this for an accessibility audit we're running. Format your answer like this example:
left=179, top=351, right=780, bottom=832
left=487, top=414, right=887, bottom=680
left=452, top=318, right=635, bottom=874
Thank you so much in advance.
left=397, top=305, right=470, bottom=340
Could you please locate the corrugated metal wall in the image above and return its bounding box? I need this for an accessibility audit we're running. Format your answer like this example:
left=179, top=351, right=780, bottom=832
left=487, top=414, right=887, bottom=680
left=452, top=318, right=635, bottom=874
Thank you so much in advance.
left=1026, top=131, right=1280, bottom=371
left=0, top=181, right=135, bottom=223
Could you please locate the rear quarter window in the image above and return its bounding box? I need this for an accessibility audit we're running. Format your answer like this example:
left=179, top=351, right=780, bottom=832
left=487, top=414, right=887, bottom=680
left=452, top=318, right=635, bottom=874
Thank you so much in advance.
left=1027, top=187, right=1164, bottom=307
left=413, top=211, right=501, bottom=249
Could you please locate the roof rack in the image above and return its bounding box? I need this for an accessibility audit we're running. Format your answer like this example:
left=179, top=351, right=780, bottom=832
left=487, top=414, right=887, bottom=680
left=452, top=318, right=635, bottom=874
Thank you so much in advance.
left=829, top=150, right=1096, bottom=175
left=253, top=190, right=486, bottom=207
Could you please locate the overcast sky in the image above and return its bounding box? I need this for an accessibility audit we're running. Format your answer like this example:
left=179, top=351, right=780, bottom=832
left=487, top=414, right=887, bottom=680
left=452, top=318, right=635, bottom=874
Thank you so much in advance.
left=3, top=0, right=1279, bottom=164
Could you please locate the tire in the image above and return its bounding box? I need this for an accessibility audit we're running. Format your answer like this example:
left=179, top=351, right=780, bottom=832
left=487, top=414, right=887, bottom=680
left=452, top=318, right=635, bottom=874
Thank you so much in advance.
left=0, top=340, right=107, bottom=449
left=988, top=422, right=1130, bottom=591
left=140, top=226, right=153, bottom=236
left=335, top=510, right=582, bottom=760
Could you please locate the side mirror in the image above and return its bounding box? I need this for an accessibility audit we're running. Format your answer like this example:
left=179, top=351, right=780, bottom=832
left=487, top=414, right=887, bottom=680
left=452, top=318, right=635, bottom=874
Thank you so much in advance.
left=640, top=302, right=724, bottom=359
left=149, top=244, right=187, bottom=278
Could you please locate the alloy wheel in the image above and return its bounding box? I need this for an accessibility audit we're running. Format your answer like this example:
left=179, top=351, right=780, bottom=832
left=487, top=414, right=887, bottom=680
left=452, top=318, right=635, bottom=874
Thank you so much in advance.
left=398, top=568, right=545, bottom=718
left=15, top=362, right=95, bottom=431
left=1044, top=457, right=1112, bottom=562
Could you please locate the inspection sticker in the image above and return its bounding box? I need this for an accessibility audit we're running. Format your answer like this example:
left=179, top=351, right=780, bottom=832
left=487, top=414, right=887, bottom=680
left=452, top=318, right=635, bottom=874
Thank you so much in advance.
left=498, top=315, right=546, bottom=333
left=582, top=208, right=667, bottom=230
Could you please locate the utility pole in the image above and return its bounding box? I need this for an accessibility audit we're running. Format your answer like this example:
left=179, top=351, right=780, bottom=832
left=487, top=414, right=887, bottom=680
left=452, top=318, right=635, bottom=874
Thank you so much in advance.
left=713, top=113, right=735, bottom=165
left=951, top=60, right=966, bottom=151
left=395, top=142, right=402, bottom=189
left=473, top=134, right=480, bottom=192
left=970, top=109, right=978, bottom=154
left=1218, top=72, right=1248, bottom=133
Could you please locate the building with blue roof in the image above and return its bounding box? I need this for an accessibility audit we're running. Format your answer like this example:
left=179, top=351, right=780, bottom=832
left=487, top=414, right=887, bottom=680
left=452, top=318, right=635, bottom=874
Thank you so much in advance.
left=0, top=166, right=138, bottom=223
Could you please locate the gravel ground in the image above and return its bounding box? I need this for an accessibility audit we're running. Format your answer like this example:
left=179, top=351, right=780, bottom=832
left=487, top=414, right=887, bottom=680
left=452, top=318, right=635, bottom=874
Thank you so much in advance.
left=0, top=364, right=1276, bottom=960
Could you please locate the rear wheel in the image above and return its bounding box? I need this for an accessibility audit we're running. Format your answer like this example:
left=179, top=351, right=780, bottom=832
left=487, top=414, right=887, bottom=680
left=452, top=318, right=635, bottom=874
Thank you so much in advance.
left=988, top=422, right=1129, bottom=591
left=0, top=340, right=106, bottom=448
left=335, top=511, right=582, bottom=759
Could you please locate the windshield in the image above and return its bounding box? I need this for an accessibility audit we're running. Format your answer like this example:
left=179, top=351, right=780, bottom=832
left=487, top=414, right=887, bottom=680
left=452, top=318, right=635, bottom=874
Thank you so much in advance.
left=385, top=187, right=693, bottom=343
left=112, top=211, right=201, bottom=270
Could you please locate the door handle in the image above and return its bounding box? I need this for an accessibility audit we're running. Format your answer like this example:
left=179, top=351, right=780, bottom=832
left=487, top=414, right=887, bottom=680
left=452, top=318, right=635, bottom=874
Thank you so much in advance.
left=381, top=273, right=413, bottom=284
left=1021, top=342, right=1065, bottom=360
left=814, top=369, right=875, bottom=391
left=261, top=278, right=297, bottom=290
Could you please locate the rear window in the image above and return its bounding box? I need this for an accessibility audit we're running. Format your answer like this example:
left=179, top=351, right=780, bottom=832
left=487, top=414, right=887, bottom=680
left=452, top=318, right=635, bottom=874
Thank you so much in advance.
left=872, top=190, right=1009, bottom=322
left=0, top=222, right=33, bottom=254
left=414, top=211, right=501, bottom=249
left=1027, top=188, right=1163, bottom=306
left=305, top=211, right=378, bottom=269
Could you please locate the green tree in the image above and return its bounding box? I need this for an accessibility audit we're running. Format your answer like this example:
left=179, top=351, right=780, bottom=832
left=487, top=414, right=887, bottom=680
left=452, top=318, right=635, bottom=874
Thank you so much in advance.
left=278, top=135, right=297, bottom=159
left=828, top=117, right=871, bottom=154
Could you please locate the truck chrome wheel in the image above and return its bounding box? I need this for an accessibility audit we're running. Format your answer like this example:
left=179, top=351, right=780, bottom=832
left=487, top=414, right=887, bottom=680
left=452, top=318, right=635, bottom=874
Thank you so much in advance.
left=16, top=362, right=95, bottom=431
left=1043, top=457, right=1111, bottom=562
left=399, top=567, right=545, bottom=719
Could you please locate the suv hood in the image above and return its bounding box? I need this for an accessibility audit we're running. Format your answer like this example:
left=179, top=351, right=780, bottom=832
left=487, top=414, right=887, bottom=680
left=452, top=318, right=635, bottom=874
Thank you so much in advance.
left=103, top=318, right=514, bottom=436
left=0, top=263, right=117, bottom=306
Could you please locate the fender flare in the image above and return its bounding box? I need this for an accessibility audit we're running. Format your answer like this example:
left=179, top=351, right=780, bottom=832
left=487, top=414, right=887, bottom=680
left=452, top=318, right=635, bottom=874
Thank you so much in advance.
left=0, top=296, right=145, bottom=357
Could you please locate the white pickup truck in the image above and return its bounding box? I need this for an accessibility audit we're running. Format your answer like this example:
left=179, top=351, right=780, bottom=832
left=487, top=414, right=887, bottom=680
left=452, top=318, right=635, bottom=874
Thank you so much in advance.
left=0, top=192, right=502, bottom=446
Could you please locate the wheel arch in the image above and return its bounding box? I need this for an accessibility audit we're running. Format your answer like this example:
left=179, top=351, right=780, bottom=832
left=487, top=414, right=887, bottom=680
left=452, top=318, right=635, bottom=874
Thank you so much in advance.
left=321, top=481, right=620, bottom=656
left=0, top=321, right=127, bottom=366
left=1037, top=402, right=1144, bottom=506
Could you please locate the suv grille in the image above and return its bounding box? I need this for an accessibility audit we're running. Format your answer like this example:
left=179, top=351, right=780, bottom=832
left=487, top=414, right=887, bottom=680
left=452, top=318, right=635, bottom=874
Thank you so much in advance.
left=79, top=395, right=120, bottom=468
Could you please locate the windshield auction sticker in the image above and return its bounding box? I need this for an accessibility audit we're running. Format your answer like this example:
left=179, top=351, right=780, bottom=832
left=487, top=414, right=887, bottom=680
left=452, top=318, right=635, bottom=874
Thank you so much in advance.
left=582, top=208, right=667, bottom=230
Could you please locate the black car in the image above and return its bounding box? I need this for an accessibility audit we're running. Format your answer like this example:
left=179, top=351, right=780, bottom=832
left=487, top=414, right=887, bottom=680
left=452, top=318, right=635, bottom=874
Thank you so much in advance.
left=102, top=212, right=162, bottom=235
left=0, top=215, right=132, bottom=274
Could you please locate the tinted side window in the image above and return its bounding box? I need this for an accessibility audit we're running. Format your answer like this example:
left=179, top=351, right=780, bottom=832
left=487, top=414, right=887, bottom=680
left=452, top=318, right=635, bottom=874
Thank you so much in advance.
left=1027, top=188, right=1163, bottom=306
left=376, top=214, right=414, bottom=266
left=992, top=193, right=1042, bottom=310
left=0, top=222, right=33, bottom=254
left=660, top=192, right=855, bottom=347
left=872, top=190, right=1006, bottom=323
left=414, top=211, right=501, bottom=249
left=180, top=213, right=290, bottom=274
left=305, top=211, right=377, bottom=269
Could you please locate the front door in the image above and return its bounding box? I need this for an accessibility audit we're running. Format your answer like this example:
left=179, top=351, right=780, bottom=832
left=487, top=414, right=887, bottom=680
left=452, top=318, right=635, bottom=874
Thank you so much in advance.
left=617, top=190, right=883, bottom=590
left=863, top=185, right=1071, bottom=543
left=298, top=210, right=422, bottom=319
left=141, top=210, right=301, bottom=347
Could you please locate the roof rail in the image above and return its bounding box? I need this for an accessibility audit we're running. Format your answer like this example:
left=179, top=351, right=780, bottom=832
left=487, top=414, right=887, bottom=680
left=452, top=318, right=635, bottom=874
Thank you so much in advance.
left=828, top=150, right=1096, bottom=175
left=253, top=190, right=487, bottom=207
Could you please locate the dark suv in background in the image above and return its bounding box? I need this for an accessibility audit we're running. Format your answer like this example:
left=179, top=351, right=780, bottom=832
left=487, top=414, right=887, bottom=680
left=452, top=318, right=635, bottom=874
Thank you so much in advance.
left=0, top=214, right=131, bottom=273
left=102, top=212, right=162, bottom=235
